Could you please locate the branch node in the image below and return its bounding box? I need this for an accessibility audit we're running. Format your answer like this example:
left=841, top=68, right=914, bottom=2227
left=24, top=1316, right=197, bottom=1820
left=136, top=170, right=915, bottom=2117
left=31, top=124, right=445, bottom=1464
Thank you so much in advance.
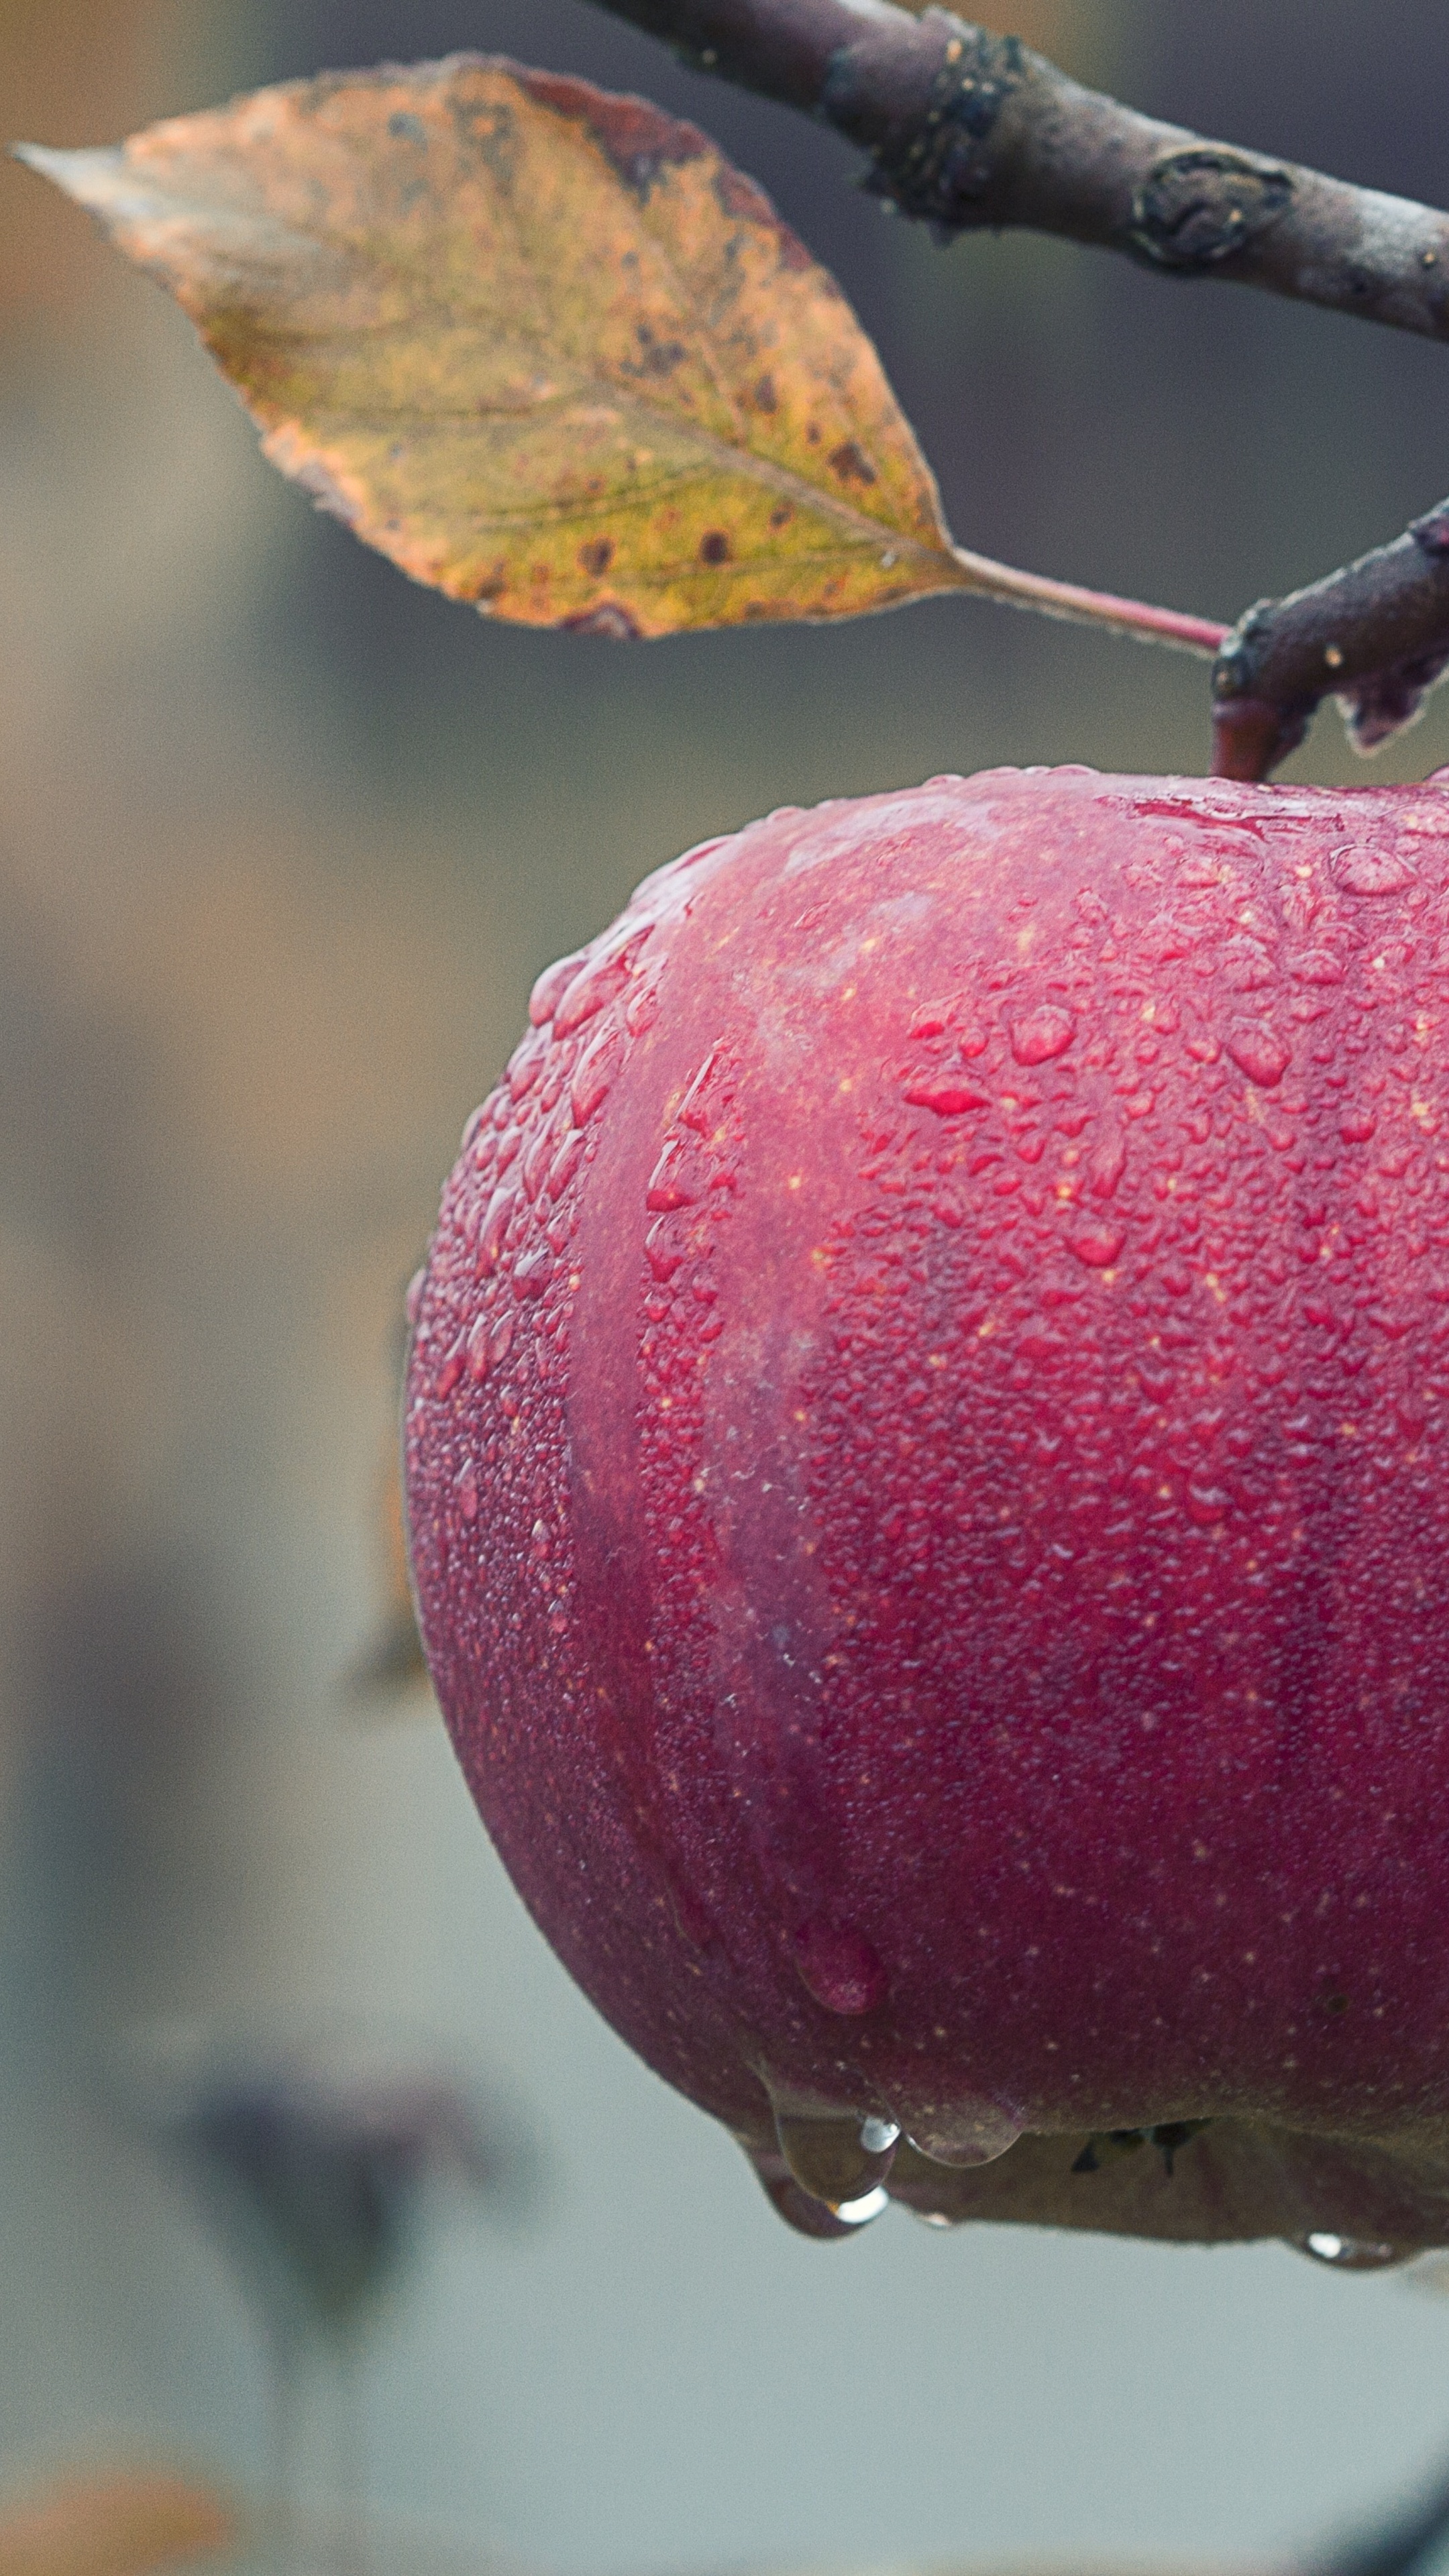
left=861, top=15, right=1024, bottom=231
left=1130, top=148, right=1295, bottom=271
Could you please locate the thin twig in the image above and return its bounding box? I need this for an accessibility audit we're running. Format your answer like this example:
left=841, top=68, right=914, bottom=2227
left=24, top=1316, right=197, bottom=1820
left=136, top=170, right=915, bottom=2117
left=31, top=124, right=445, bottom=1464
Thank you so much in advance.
left=588, top=0, right=1449, bottom=340
left=1212, top=500, right=1449, bottom=780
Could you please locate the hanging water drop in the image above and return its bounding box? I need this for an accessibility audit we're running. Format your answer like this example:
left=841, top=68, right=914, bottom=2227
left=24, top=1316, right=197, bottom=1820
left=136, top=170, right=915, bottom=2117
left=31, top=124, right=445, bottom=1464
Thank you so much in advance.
left=773, top=2104, right=897, bottom=2202
left=1291, top=2231, right=1413, bottom=2269
left=741, top=2141, right=883, bottom=2241
left=908, top=2097, right=1022, bottom=2167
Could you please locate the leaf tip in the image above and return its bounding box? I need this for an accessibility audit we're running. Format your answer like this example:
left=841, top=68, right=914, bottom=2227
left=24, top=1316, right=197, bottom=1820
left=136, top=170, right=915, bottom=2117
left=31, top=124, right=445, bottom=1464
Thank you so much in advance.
left=10, top=140, right=129, bottom=216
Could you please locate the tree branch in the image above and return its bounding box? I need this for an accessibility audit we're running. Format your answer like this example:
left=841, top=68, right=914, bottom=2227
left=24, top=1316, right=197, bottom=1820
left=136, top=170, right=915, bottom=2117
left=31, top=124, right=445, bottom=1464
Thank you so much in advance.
left=1212, top=500, right=1449, bottom=780
left=589, top=0, right=1449, bottom=341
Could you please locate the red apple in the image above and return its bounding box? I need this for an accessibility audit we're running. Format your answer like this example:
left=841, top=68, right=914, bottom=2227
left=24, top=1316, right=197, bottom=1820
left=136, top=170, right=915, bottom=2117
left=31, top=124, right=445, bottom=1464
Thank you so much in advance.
left=405, top=766, right=1449, bottom=2261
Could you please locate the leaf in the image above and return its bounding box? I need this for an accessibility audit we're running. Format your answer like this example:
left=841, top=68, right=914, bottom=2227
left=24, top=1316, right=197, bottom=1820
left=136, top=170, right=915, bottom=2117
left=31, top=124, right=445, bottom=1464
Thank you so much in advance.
left=17, top=56, right=979, bottom=637
left=0, top=2472, right=234, bottom=2576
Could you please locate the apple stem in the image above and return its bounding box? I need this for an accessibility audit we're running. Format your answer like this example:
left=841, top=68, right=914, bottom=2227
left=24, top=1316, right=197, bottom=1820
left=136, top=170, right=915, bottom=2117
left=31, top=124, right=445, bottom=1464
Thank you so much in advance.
left=950, top=547, right=1228, bottom=657
left=1210, top=503, right=1449, bottom=780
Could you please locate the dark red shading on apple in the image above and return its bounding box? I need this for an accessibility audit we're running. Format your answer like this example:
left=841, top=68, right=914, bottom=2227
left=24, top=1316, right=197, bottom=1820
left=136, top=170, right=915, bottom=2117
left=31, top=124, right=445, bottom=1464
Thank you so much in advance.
left=405, top=767, right=1449, bottom=2262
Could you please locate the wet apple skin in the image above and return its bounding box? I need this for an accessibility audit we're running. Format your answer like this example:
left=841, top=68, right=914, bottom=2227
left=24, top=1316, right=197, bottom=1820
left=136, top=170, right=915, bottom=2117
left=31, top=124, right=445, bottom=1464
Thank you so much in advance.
left=406, top=767, right=1449, bottom=2245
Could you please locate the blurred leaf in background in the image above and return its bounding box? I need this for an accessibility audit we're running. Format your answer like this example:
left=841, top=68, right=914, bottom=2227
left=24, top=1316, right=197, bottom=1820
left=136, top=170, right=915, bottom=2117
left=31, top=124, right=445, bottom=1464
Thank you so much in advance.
left=0, top=2471, right=233, bottom=2576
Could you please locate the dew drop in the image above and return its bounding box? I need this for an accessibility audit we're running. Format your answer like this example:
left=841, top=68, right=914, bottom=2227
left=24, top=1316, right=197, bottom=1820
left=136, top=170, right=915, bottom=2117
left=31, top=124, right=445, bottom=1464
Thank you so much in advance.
left=521, top=1118, right=558, bottom=1203
left=435, top=1340, right=466, bottom=1400
left=626, top=979, right=661, bottom=1038
left=903, top=1078, right=990, bottom=1118
left=1291, top=2232, right=1413, bottom=2270
left=773, top=2105, right=897, bottom=2203
left=513, top=1248, right=553, bottom=1301
left=466, top=1314, right=494, bottom=1381
left=1225, top=1026, right=1291, bottom=1087
left=1340, top=1110, right=1377, bottom=1144
left=1331, top=846, right=1415, bottom=898
left=529, top=949, right=587, bottom=1027
left=572, top=1022, right=626, bottom=1126
left=1010, top=1004, right=1076, bottom=1067
left=645, top=1217, right=685, bottom=1282
left=1071, top=1224, right=1125, bottom=1269
left=835, top=2187, right=890, bottom=2227
left=506, top=1030, right=547, bottom=1102
left=478, top=1185, right=519, bottom=1276
left=405, top=1266, right=426, bottom=1327
left=487, top=1314, right=514, bottom=1375
left=647, top=1142, right=698, bottom=1212
left=859, top=2115, right=900, bottom=2156
left=457, top=1470, right=478, bottom=1524
left=907, top=2099, right=1022, bottom=2167
left=553, top=922, right=655, bottom=1038
left=794, top=1917, right=887, bottom=2015
left=547, top=1131, right=587, bottom=1199
left=741, top=2142, right=882, bottom=2241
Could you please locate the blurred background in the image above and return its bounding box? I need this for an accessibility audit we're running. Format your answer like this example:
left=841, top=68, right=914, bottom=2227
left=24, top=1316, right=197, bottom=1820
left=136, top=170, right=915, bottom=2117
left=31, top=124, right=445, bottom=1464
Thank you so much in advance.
left=8, top=1, right=1449, bottom=2569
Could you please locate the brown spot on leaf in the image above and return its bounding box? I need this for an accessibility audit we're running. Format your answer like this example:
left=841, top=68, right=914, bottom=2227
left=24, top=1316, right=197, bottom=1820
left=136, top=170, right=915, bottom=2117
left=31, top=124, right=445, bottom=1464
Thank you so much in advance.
left=698, top=530, right=731, bottom=566
left=828, top=439, right=877, bottom=487
left=578, top=536, right=614, bottom=578
left=563, top=602, right=641, bottom=640
left=769, top=502, right=793, bottom=531
left=753, top=374, right=777, bottom=412
left=519, top=68, right=710, bottom=199
left=631, top=321, right=686, bottom=377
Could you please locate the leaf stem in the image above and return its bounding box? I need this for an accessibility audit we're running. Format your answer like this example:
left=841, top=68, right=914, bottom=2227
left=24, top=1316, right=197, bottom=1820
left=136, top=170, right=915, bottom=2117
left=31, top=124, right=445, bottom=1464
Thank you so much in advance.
left=952, top=547, right=1228, bottom=657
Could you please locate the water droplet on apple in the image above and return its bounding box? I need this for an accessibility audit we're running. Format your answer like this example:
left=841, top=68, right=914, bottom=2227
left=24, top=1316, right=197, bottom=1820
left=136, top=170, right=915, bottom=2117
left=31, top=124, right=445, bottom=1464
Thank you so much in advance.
left=478, top=1185, right=519, bottom=1276
left=506, top=1029, right=547, bottom=1102
left=572, top=1022, right=625, bottom=1126
left=907, top=2098, right=1022, bottom=2166
left=645, top=1217, right=685, bottom=1281
left=547, top=1132, right=586, bottom=1199
left=1291, top=2231, right=1413, bottom=2269
left=773, top=2105, right=897, bottom=2202
left=529, top=949, right=587, bottom=1027
left=1224, top=1026, right=1291, bottom=1087
left=794, top=1917, right=888, bottom=2013
left=1010, top=1004, right=1076, bottom=1067
left=512, top=1247, right=553, bottom=1301
left=903, top=1078, right=990, bottom=1118
left=859, top=2114, right=900, bottom=2155
left=1070, top=1224, right=1125, bottom=1269
left=741, top=2143, right=885, bottom=2240
left=553, top=922, right=656, bottom=1037
left=1331, top=846, right=1415, bottom=898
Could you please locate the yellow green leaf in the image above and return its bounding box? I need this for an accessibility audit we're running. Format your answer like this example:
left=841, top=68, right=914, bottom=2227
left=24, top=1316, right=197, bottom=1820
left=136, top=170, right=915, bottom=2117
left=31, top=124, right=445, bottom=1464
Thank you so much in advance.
left=19, top=55, right=981, bottom=636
